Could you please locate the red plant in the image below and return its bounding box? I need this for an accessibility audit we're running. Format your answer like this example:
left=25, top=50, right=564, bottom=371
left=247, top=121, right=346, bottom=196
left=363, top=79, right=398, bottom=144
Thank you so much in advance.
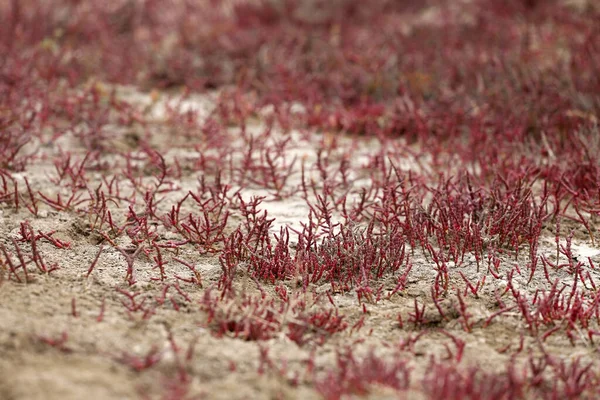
left=315, top=348, right=411, bottom=400
left=2, top=0, right=600, bottom=397
left=38, top=331, right=71, bottom=353
left=118, top=346, right=162, bottom=372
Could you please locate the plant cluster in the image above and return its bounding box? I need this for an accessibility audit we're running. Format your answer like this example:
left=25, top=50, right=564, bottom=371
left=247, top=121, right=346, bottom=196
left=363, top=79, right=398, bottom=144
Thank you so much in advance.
left=1, top=0, right=600, bottom=398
